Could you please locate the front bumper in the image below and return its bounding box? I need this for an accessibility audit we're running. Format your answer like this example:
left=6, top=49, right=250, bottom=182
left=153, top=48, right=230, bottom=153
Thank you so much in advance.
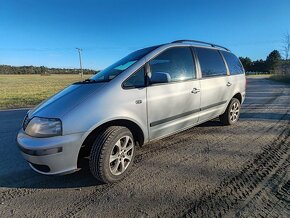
left=17, top=129, right=84, bottom=175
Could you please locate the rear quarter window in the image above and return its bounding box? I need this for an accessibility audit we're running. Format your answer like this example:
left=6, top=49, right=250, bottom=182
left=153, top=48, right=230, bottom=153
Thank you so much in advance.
left=222, top=51, right=244, bottom=75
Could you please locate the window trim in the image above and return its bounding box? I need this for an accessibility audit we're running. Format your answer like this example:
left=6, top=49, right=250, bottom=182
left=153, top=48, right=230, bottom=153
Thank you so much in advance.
left=198, top=74, right=229, bottom=80
left=191, top=46, right=202, bottom=79
left=122, top=45, right=232, bottom=89
left=148, top=77, right=200, bottom=87
left=218, top=50, right=230, bottom=76
left=147, top=46, right=198, bottom=86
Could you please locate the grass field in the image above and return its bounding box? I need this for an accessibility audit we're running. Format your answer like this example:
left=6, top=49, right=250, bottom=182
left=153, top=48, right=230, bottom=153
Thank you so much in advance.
left=2, top=74, right=287, bottom=110
left=0, top=74, right=91, bottom=109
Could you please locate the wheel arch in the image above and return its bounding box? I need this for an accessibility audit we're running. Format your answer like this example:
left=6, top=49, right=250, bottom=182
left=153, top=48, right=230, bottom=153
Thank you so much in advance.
left=221, top=92, right=243, bottom=116
left=77, top=118, right=145, bottom=167
left=232, top=92, right=242, bottom=103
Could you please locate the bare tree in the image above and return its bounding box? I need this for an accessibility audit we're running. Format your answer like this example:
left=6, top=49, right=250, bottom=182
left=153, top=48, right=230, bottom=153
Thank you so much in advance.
left=282, top=32, right=290, bottom=60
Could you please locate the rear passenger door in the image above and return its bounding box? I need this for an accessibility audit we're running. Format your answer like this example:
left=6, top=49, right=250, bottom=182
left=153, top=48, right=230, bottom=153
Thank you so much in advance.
left=195, top=47, right=231, bottom=122
left=147, top=47, right=201, bottom=140
left=221, top=51, right=246, bottom=102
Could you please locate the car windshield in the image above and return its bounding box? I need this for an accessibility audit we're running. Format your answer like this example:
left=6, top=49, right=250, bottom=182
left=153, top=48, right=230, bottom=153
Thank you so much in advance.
left=90, top=46, right=159, bottom=82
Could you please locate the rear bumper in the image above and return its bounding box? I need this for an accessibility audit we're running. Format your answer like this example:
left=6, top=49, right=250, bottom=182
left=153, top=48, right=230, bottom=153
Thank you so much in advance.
left=17, top=130, right=84, bottom=175
left=242, top=91, right=246, bottom=104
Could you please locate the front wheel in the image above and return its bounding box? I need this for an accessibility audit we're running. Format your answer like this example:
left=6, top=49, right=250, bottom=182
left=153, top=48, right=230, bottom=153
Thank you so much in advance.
left=219, top=98, right=241, bottom=125
left=89, top=126, right=135, bottom=183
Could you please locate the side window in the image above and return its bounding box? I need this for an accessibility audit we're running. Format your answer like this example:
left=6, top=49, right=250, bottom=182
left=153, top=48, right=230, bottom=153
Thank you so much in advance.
left=195, top=48, right=227, bottom=77
left=123, top=67, right=145, bottom=88
left=149, top=47, right=196, bottom=84
left=221, top=51, right=244, bottom=75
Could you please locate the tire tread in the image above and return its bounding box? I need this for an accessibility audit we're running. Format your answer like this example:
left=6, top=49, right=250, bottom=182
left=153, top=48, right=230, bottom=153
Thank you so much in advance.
left=89, top=126, right=132, bottom=183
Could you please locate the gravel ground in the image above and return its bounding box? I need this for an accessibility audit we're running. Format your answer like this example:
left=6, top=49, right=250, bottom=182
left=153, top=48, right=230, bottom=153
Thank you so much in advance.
left=0, top=76, right=289, bottom=217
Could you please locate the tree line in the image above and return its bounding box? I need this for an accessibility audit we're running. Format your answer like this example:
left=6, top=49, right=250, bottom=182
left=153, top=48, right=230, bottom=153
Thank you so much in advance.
left=239, top=50, right=290, bottom=74
left=1, top=49, right=290, bottom=75
left=0, top=65, right=98, bottom=75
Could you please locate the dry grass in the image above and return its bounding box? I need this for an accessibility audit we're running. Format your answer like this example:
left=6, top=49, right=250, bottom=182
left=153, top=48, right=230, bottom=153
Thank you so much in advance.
left=269, top=74, right=290, bottom=84
left=0, top=74, right=91, bottom=109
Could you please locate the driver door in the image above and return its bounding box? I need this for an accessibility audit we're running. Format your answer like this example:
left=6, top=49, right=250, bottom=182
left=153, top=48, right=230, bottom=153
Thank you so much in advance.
left=147, top=47, right=201, bottom=140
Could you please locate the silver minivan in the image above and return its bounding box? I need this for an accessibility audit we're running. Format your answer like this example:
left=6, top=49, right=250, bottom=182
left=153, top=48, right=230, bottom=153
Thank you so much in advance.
left=17, top=40, right=246, bottom=183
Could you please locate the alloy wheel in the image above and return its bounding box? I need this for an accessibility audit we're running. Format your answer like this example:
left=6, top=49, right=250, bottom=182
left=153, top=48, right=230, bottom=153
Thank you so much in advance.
left=230, top=101, right=240, bottom=122
left=109, top=136, right=134, bottom=176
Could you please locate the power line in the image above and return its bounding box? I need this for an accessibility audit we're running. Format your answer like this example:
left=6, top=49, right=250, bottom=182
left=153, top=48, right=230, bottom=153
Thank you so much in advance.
left=76, top=48, right=83, bottom=78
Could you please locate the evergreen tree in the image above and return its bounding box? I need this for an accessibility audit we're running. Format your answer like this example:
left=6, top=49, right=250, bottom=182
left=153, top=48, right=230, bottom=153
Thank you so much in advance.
left=239, top=57, right=252, bottom=71
left=265, top=50, right=282, bottom=72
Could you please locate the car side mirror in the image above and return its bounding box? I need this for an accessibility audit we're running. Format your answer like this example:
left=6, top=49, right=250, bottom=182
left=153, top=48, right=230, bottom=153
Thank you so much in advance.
left=150, top=72, right=171, bottom=84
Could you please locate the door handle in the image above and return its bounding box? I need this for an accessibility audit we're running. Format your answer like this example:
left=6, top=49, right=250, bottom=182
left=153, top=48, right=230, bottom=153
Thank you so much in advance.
left=191, top=88, right=200, bottom=94
left=226, top=82, right=232, bottom=87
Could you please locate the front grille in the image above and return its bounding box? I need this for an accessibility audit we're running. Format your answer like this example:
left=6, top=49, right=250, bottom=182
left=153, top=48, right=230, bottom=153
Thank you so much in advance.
left=22, top=114, right=30, bottom=131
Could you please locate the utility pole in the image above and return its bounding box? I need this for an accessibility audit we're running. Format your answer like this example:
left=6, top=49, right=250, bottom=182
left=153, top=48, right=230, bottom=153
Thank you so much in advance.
left=76, top=48, right=83, bottom=78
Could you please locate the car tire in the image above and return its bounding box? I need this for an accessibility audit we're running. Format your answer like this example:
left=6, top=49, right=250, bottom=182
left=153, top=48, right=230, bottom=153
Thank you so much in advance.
left=89, top=126, right=135, bottom=183
left=219, top=98, right=241, bottom=125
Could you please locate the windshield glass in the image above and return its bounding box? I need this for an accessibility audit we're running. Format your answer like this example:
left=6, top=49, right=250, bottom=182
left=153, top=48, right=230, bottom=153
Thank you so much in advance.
left=90, top=46, right=158, bottom=82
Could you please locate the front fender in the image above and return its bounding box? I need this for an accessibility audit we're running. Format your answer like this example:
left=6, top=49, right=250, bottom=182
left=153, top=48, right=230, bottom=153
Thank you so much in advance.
left=80, top=115, right=148, bottom=145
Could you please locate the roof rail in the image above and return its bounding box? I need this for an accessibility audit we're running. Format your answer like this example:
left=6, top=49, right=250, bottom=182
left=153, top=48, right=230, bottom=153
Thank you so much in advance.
left=171, top=39, right=230, bottom=51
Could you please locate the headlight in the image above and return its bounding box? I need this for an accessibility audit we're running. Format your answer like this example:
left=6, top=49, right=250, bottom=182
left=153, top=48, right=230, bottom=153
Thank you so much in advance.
left=25, top=117, right=62, bottom=137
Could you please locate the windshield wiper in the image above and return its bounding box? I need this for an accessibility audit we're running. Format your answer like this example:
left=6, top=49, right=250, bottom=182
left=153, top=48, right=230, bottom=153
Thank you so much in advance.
left=74, top=79, right=109, bottom=84
left=83, top=79, right=96, bottom=83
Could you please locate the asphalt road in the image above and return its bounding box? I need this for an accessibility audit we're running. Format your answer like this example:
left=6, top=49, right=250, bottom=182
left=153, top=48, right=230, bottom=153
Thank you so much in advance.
left=0, top=77, right=289, bottom=217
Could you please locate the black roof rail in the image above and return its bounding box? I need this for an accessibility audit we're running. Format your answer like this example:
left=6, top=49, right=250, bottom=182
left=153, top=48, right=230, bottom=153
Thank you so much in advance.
left=171, top=39, right=230, bottom=51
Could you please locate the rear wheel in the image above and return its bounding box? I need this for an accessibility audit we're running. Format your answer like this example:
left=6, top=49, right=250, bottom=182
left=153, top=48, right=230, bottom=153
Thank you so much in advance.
left=219, top=98, right=241, bottom=125
left=89, top=126, right=135, bottom=183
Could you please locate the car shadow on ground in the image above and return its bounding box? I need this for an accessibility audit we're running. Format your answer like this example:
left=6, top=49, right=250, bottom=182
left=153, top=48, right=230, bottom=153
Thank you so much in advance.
left=196, top=119, right=223, bottom=127
left=0, top=158, right=104, bottom=189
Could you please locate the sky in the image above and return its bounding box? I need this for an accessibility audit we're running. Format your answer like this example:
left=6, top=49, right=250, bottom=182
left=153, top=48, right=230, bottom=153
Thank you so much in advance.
left=0, top=0, right=290, bottom=70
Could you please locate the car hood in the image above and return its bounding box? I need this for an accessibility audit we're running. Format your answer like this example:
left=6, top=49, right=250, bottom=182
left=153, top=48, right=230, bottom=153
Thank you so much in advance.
left=28, top=83, right=106, bottom=118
